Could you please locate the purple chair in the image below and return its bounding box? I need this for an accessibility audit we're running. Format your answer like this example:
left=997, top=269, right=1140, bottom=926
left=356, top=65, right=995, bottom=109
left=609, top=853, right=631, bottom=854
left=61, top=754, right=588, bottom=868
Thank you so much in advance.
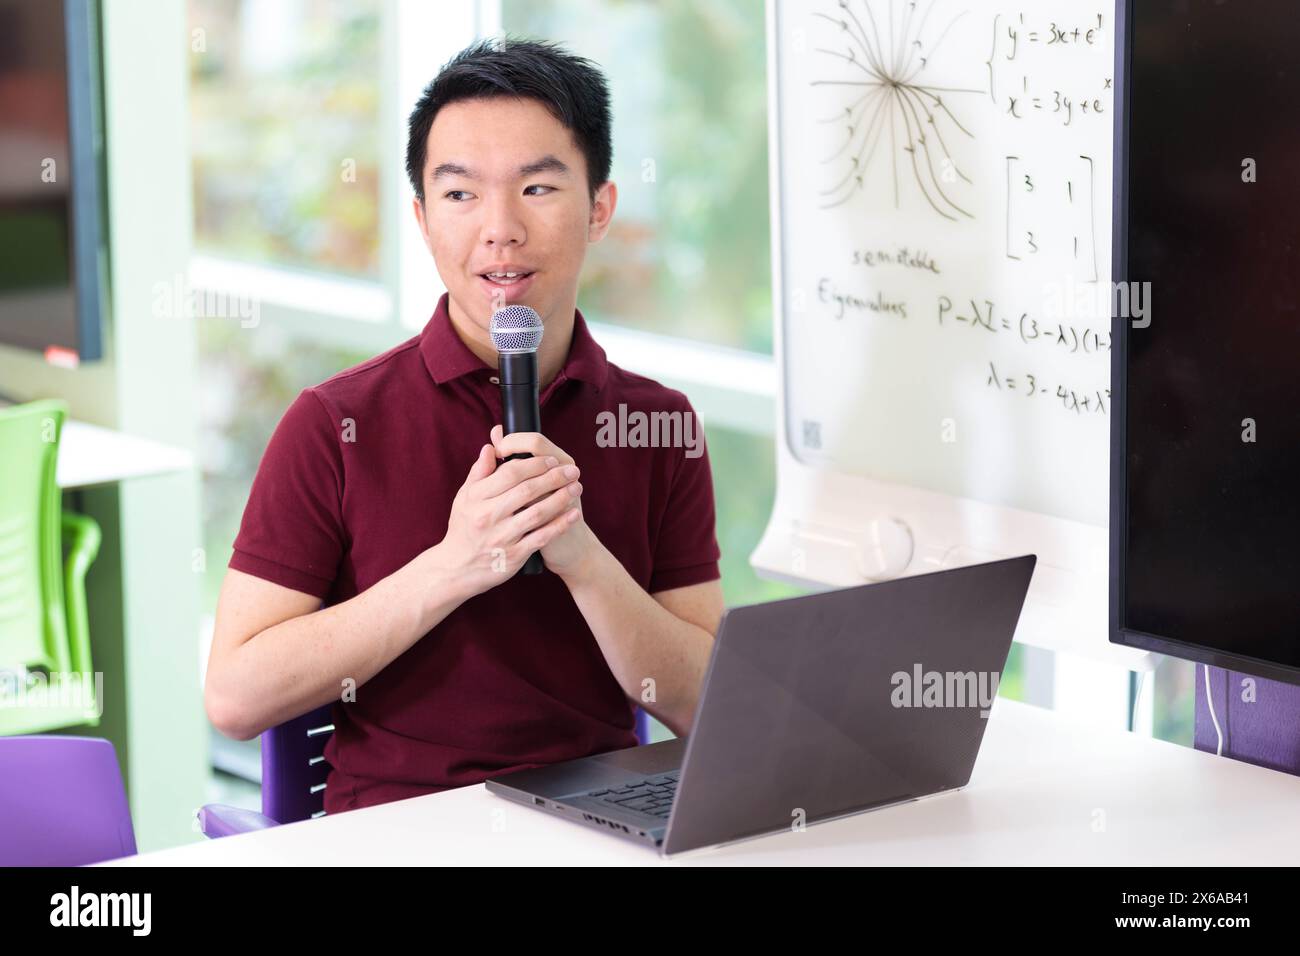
left=0, top=735, right=136, bottom=866
left=199, top=705, right=654, bottom=837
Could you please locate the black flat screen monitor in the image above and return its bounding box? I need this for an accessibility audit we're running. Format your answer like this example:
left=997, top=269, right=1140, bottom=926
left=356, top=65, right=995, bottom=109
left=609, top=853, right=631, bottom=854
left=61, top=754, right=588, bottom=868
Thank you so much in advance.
left=1111, top=0, right=1300, bottom=685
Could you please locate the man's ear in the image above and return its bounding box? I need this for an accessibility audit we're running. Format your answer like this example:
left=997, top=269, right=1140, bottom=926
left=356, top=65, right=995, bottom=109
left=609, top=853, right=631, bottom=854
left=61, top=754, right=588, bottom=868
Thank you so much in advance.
left=411, top=196, right=434, bottom=254
left=587, top=181, right=618, bottom=243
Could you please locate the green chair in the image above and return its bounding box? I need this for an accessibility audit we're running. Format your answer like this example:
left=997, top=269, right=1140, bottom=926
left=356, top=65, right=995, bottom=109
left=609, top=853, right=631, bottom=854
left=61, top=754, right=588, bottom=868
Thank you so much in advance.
left=0, top=400, right=102, bottom=735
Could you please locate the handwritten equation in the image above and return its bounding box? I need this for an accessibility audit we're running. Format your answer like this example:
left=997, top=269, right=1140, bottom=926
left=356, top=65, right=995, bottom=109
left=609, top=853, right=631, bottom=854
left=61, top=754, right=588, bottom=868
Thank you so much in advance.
left=986, top=361, right=1111, bottom=415
left=988, top=12, right=1112, bottom=127
left=938, top=296, right=1110, bottom=355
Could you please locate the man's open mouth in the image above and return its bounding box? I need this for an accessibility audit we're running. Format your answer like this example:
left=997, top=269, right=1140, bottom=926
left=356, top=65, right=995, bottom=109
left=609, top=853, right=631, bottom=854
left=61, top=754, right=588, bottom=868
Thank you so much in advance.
left=480, top=271, right=535, bottom=286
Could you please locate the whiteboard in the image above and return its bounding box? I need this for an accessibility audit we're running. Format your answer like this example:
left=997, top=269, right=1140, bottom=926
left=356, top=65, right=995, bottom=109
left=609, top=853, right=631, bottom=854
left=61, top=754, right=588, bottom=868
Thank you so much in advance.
left=772, top=0, right=1114, bottom=527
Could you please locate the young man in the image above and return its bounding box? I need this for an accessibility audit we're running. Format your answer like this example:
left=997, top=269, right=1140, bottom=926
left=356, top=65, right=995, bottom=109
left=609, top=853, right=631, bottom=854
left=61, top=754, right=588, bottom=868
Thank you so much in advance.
left=204, top=38, right=724, bottom=813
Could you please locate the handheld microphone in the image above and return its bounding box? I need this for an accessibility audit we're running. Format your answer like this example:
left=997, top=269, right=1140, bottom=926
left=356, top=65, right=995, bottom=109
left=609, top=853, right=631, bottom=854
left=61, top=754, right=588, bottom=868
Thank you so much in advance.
left=490, top=304, right=545, bottom=576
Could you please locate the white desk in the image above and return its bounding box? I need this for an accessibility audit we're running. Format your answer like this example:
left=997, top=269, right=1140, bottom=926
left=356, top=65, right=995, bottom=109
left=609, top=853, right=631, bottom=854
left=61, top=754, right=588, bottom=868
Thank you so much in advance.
left=0, top=399, right=193, bottom=489
left=102, top=699, right=1300, bottom=866
left=57, top=419, right=193, bottom=489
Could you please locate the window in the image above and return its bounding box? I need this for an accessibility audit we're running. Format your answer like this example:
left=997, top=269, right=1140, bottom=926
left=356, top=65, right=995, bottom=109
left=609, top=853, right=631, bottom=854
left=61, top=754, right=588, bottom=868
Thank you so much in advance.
left=501, top=0, right=773, bottom=352
left=190, top=0, right=786, bottom=625
left=188, top=0, right=383, bottom=279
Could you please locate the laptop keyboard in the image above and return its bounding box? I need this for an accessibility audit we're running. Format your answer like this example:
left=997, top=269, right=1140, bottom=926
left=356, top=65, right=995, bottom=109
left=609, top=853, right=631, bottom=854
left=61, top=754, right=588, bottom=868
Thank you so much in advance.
left=585, top=771, right=680, bottom=819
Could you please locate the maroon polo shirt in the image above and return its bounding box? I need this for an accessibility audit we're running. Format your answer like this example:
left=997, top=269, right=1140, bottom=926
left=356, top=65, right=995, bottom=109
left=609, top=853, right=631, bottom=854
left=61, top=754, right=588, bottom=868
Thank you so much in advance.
left=229, top=292, right=721, bottom=813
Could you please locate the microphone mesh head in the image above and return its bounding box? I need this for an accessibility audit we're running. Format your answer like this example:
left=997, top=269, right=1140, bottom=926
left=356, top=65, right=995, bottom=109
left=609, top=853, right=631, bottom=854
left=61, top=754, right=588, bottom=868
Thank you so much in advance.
left=490, top=305, right=544, bottom=353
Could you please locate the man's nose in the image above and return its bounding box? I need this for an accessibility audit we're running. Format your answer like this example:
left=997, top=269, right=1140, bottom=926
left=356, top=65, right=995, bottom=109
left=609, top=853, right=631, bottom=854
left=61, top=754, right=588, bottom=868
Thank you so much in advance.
left=480, top=192, right=526, bottom=247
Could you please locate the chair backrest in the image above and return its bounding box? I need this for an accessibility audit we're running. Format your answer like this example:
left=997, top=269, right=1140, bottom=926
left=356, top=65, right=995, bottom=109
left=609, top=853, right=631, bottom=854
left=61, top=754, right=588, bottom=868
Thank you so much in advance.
left=261, top=705, right=654, bottom=825
left=261, top=704, right=334, bottom=824
left=0, top=735, right=136, bottom=865
left=0, top=400, right=69, bottom=675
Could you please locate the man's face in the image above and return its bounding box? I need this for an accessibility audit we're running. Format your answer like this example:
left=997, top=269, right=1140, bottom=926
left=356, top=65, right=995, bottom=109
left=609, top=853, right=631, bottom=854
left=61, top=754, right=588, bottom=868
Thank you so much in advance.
left=412, top=96, right=615, bottom=331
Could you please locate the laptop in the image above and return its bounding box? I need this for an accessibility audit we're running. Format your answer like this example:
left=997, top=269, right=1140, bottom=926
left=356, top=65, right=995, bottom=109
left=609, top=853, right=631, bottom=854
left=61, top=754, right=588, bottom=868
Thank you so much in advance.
left=486, top=554, right=1036, bottom=856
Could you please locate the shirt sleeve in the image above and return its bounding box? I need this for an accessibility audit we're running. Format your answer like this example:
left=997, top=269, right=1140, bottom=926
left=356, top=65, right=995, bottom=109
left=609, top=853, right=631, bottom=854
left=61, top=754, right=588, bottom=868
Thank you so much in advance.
left=228, top=387, right=345, bottom=599
left=648, top=396, right=722, bottom=593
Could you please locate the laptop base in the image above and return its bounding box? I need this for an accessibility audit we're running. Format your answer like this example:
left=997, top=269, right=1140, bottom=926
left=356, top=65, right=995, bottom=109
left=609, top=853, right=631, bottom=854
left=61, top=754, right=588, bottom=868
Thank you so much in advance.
left=485, top=737, right=687, bottom=850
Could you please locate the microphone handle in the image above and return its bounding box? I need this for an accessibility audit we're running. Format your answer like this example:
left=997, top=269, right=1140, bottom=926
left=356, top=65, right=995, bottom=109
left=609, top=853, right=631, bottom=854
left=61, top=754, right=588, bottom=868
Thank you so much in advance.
left=500, top=360, right=544, bottom=576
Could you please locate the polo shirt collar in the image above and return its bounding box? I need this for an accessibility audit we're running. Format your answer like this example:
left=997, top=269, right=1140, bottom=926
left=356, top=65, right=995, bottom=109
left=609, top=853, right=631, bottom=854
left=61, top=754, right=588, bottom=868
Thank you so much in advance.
left=420, top=292, right=608, bottom=392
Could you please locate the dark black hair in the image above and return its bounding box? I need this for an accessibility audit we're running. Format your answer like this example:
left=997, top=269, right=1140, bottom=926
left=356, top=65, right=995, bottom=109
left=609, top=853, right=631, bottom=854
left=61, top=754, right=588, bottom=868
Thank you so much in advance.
left=405, top=37, right=612, bottom=205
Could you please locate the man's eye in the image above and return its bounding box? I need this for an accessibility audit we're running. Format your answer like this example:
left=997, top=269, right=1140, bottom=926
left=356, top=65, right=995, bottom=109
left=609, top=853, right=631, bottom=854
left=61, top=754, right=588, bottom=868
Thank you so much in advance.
left=524, top=184, right=555, bottom=196
left=444, top=190, right=473, bottom=202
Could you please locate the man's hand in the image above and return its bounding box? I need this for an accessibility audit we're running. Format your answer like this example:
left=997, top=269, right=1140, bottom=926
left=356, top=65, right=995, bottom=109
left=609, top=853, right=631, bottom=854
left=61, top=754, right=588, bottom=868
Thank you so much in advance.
left=490, top=424, right=595, bottom=578
left=434, top=440, right=582, bottom=597
left=486, top=428, right=719, bottom=736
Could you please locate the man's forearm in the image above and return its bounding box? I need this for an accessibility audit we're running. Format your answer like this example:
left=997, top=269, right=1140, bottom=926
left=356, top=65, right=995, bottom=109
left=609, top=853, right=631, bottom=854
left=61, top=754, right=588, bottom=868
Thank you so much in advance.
left=557, top=534, right=714, bottom=737
left=216, top=546, right=470, bottom=739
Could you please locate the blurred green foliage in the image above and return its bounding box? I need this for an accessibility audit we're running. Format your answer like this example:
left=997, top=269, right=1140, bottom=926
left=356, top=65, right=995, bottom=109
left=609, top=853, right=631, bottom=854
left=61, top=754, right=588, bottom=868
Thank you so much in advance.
left=188, top=0, right=383, bottom=278
left=503, top=0, right=773, bottom=352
